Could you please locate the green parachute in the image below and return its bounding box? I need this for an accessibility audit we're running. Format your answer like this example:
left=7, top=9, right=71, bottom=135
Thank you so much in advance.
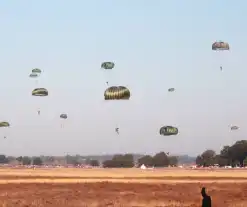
left=101, top=62, right=115, bottom=70
left=0, top=122, right=10, bottom=139
left=32, top=68, right=42, bottom=74
left=32, top=88, right=48, bottom=96
left=160, top=126, right=178, bottom=136
left=0, top=122, right=10, bottom=127
left=104, top=86, right=130, bottom=100
left=32, top=88, right=48, bottom=115
left=29, top=73, right=39, bottom=78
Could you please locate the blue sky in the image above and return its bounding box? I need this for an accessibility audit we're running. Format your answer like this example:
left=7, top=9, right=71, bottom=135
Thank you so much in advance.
left=0, top=0, right=246, bottom=156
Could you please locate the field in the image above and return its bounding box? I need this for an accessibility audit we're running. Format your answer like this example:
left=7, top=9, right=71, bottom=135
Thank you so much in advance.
left=0, top=168, right=246, bottom=206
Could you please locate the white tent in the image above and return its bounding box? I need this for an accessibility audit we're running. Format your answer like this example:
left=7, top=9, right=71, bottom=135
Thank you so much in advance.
left=140, top=164, right=146, bottom=169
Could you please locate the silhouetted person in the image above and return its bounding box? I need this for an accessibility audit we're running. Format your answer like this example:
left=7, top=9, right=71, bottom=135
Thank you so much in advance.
left=201, top=187, right=211, bottom=207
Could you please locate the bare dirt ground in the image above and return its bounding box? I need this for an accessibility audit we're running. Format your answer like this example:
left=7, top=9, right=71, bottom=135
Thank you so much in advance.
left=0, top=168, right=245, bottom=207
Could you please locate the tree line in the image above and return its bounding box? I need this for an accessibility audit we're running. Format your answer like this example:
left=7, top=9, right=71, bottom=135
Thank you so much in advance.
left=0, top=152, right=178, bottom=167
left=196, top=140, right=247, bottom=167
left=1, top=140, right=246, bottom=167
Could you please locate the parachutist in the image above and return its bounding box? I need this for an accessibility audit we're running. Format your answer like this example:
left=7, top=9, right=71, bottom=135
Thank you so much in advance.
left=115, top=127, right=119, bottom=134
left=38, top=110, right=40, bottom=115
left=106, top=82, right=108, bottom=85
left=220, top=66, right=222, bottom=71
left=4, top=136, right=6, bottom=139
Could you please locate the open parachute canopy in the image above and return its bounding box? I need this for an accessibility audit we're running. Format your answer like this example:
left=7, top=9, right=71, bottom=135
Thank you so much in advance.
left=60, top=114, right=68, bottom=119
left=160, top=126, right=178, bottom=136
left=0, top=122, right=10, bottom=127
left=168, top=88, right=175, bottom=92
left=104, top=86, right=130, bottom=100
left=231, top=126, right=239, bottom=130
left=32, top=88, right=48, bottom=96
left=32, top=68, right=42, bottom=74
left=29, top=72, right=39, bottom=78
left=212, top=41, right=230, bottom=51
left=101, top=62, right=115, bottom=70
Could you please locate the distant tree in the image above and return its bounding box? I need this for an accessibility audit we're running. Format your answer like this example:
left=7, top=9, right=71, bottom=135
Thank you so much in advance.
left=22, top=156, right=31, bottom=165
left=152, top=152, right=169, bottom=167
left=7, top=156, right=16, bottom=162
left=90, top=160, right=99, bottom=167
left=168, top=156, right=178, bottom=166
left=214, top=155, right=228, bottom=167
left=219, top=145, right=232, bottom=166
left=196, top=155, right=203, bottom=166
left=196, top=150, right=216, bottom=167
left=16, top=156, right=23, bottom=163
left=0, top=155, right=8, bottom=164
left=32, top=157, right=43, bottom=166
left=138, top=155, right=153, bottom=167
left=243, top=157, right=247, bottom=167
left=66, top=155, right=80, bottom=166
left=229, top=140, right=247, bottom=167
left=40, top=156, right=54, bottom=165
left=102, top=160, right=115, bottom=168
left=103, top=154, right=134, bottom=168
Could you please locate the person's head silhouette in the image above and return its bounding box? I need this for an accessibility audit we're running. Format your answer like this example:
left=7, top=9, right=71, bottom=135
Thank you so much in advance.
left=201, top=187, right=207, bottom=197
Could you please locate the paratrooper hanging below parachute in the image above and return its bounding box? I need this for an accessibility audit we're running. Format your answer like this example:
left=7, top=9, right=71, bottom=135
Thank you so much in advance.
left=115, top=127, right=119, bottom=134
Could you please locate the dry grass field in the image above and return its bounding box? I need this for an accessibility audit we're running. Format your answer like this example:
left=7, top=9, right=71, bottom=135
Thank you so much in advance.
left=0, top=168, right=246, bottom=206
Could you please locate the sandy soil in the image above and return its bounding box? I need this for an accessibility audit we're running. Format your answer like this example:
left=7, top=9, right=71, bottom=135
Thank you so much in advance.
left=0, top=168, right=245, bottom=207
left=0, top=182, right=245, bottom=207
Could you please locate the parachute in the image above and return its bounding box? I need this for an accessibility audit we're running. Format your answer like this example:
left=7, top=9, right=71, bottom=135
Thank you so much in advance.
left=160, top=126, right=178, bottom=136
left=104, top=86, right=130, bottom=100
left=32, top=88, right=48, bottom=115
left=60, top=114, right=68, bottom=119
left=212, top=41, right=230, bottom=51
left=168, top=88, right=175, bottom=92
left=60, top=114, right=67, bottom=128
left=231, top=126, right=239, bottom=130
left=0, top=122, right=10, bottom=127
left=0, top=122, right=10, bottom=139
left=32, top=88, right=48, bottom=96
left=212, top=41, right=230, bottom=71
left=101, top=62, right=115, bottom=85
left=29, top=73, right=39, bottom=78
left=101, top=62, right=115, bottom=70
left=32, top=68, right=42, bottom=74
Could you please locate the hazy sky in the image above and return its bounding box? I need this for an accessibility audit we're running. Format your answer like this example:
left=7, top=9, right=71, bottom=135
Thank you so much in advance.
left=0, top=0, right=246, bottom=156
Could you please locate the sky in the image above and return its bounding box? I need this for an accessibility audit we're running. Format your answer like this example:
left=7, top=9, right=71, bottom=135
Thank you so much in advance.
left=0, top=0, right=246, bottom=156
